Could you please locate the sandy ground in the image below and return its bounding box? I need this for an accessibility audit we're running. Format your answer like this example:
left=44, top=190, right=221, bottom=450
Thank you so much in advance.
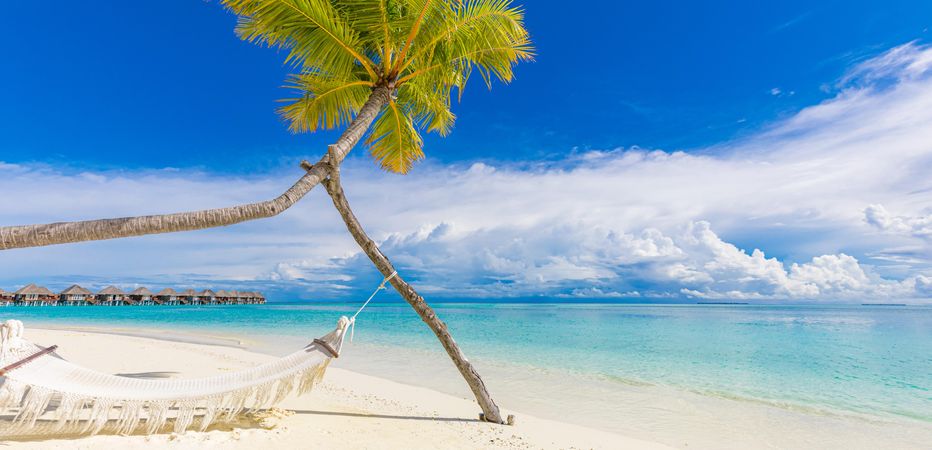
left=0, top=329, right=670, bottom=449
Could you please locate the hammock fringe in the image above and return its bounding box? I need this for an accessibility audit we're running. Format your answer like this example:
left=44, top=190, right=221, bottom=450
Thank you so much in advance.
left=0, top=317, right=348, bottom=437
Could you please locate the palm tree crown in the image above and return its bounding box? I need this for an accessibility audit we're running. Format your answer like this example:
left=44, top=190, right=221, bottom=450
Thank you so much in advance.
left=223, top=0, right=533, bottom=173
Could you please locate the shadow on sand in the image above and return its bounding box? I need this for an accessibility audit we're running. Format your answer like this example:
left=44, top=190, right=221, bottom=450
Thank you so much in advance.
left=291, top=409, right=479, bottom=423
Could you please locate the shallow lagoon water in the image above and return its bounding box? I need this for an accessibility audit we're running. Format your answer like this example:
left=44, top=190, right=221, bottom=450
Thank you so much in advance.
left=6, top=302, right=932, bottom=442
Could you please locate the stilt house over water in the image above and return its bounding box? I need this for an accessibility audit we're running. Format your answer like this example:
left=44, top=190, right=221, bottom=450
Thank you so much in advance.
left=96, top=286, right=125, bottom=306
left=128, top=287, right=155, bottom=305
left=60, top=285, right=95, bottom=306
left=215, top=290, right=232, bottom=304
left=200, top=289, right=217, bottom=305
left=14, top=284, right=58, bottom=306
left=178, top=289, right=198, bottom=305
left=0, top=289, right=13, bottom=306
left=0, top=285, right=265, bottom=306
left=156, top=288, right=180, bottom=305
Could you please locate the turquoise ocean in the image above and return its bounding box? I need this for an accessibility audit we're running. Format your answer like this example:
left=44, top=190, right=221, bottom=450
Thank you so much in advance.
left=5, top=302, right=932, bottom=443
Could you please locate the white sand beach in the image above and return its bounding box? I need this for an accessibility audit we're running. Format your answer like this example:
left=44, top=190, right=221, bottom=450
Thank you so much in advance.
left=3, top=327, right=932, bottom=450
left=1, top=329, right=668, bottom=449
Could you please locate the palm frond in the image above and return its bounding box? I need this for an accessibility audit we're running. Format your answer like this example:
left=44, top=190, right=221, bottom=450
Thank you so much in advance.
left=399, top=0, right=532, bottom=83
left=397, top=77, right=456, bottom=136
left=278, top=71, right=374, bottom=133
left=223, top=0, right=378, bottom=78
left=225, top=0, right=533, bottom=175
left=334, top=0, right=409, bottom=71
left=365, top=101, right=424, bottom=173
left=390, top=0, right=438, bottom=74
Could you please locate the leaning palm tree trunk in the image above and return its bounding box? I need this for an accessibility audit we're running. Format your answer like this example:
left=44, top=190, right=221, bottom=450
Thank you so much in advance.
left=318, top=153, right=505, bottom=424
left=0, top=84, right=507, bottom=424
left=0, top=86, right=392, bottom=251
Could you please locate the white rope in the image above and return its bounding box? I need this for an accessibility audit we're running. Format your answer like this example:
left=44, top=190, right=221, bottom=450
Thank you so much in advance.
left=348, top=271, right=397, bottom=342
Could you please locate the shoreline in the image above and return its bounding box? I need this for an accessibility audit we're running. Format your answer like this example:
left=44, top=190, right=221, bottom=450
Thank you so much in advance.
left=3, top=328, right=668, bottom=449
left=10, top=325, right=931, bottom=449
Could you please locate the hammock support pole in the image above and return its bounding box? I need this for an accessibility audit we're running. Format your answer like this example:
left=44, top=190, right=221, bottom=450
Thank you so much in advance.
left=312, top=155, right=510, bottom=425
left=0, top=345, right=58, bottom=376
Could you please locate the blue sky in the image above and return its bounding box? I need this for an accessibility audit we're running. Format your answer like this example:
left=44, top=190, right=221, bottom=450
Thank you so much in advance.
left=3, top=1, right=930, bottom=168
left=1, top=2, right=931, bottom=301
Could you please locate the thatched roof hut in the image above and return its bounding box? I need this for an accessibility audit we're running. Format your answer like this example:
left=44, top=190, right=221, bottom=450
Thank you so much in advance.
left=200, top=289, right=216, bottom=297
left=153, top=288, right=178, bottom=304
left=60, top=284, right=94, bottom=303
left=16, top=284, right=56, bottom=296
left=0, top=288, right=13, bottom=300
left=213, top=290, right=230, bottom=303
left=98, top=286, right=125, bottom=296
left=172, top=288, right=195, bottom=304
left=94, top=286, right=126, bottom=304
left=129, top=287, right=154, bottom=296
left=126, top=287, right=154, bottom=305
left=60, top=284, right=94, bottom=296
left=15, top=284, right=57, bottom=299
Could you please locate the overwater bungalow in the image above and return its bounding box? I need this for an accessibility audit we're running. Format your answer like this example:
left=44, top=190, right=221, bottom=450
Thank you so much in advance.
left=5, top=284, right=263, bottom=307
left=59, top=285, right=94, bottom=306
left=246, top=292, right=266, bottom=304
left=155, top=288, right=180, bottom=305
left=178, top=289, right=198, bottom=305
left=214, top=290, right=232, bottom=304
left=128, top=287, right=155, bottom=306
left=0, top=289, right=13, bottom=306
left=14, top=284, right=58, bottom=306
left=199, top=289, right=217, bottom=305
left=96, top=286, right=125, bottom=306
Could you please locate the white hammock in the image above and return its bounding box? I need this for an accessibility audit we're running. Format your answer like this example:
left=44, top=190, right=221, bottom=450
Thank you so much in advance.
left=0, top=316, right=351, bottom=437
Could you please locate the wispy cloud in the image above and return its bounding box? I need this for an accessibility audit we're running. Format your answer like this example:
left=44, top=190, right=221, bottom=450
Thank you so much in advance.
left=2, top=42, right=932, bottom=301
left=769, top=11, right=814, bottom=34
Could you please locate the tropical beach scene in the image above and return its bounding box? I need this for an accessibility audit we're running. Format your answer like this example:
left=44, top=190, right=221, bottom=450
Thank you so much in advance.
left=1, top=1, right=931, bottom=449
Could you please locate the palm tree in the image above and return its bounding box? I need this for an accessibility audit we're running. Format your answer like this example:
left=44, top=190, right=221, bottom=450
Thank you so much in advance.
left=0, top=0, right=531, bottom=423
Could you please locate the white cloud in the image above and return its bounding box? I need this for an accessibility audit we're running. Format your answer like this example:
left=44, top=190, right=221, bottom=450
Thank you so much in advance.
left=864, top=204, right=932, bottom=239
left=2, top=42, right=932, bottom=301
left=837, top=41, right=932, bottom=88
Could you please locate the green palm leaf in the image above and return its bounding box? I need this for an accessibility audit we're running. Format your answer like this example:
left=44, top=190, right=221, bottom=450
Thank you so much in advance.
left=225, top=0, right=532, bottom=174
left=366, top=101, right=424, bottom=173
left=225, top=0, right=378, bottom=77
left=278, top=72, right=373, bottom=132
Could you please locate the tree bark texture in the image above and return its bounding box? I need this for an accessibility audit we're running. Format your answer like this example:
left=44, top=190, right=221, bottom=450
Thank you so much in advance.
left=0, top=85, right=393, bottom=251
left=320, top=156, right=506, bottom=424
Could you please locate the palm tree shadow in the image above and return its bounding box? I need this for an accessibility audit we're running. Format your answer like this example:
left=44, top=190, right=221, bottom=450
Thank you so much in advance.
left=291, top=410, right=479, bottom=423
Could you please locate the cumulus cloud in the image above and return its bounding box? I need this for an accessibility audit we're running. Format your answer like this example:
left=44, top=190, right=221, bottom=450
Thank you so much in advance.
left=2, top=42, right=932, bottom=301
left=315, top=220, right=920, bottom=300
left=864, top=204, right=932, bottom=239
